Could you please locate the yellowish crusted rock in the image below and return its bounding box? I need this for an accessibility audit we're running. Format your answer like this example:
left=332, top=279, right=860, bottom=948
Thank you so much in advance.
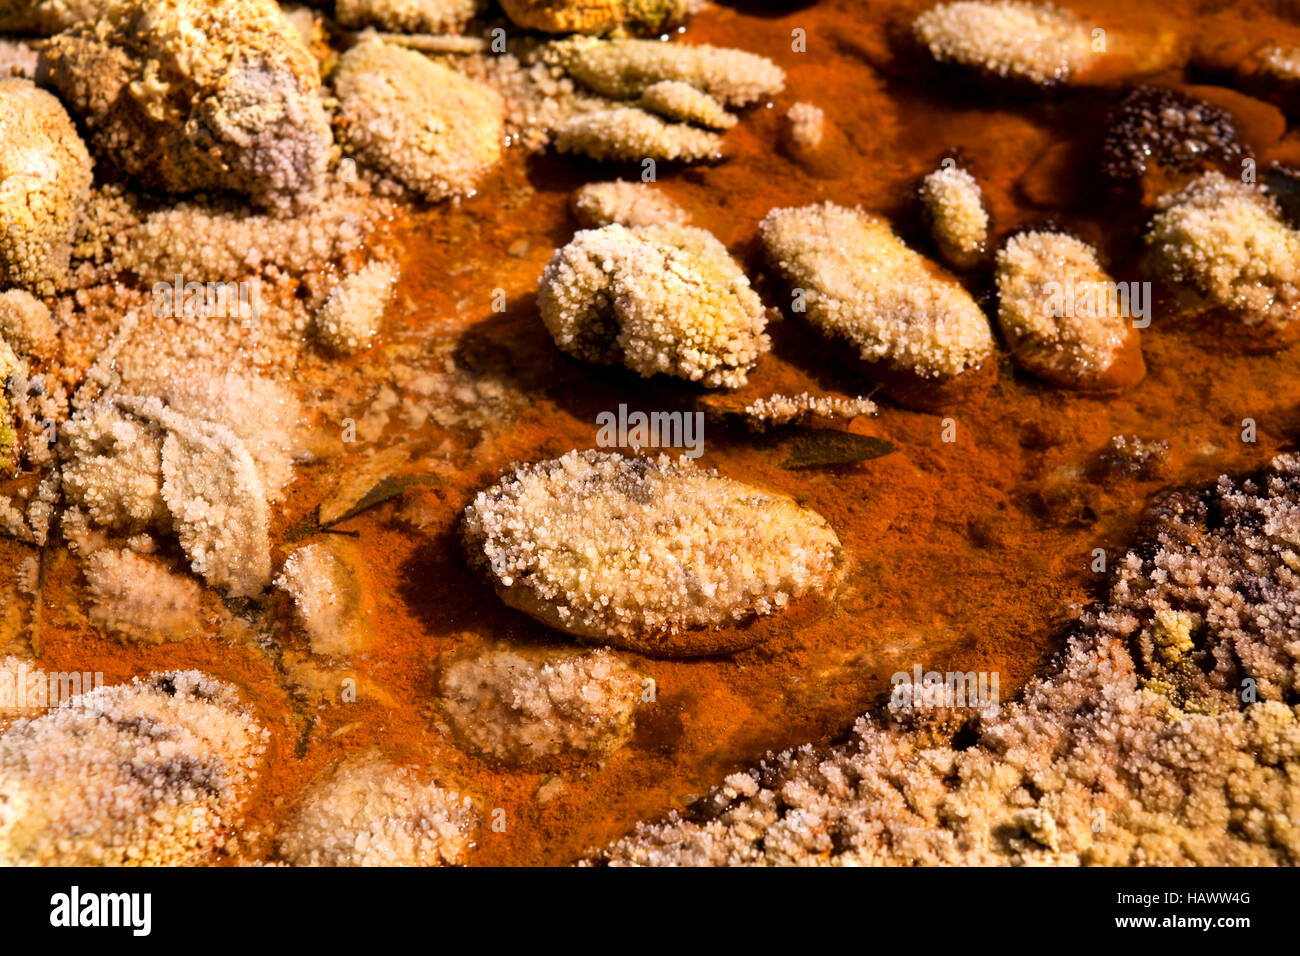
left=913, top=1, right=1097, bottom=86
left=572, top=180, right=689, bottom=228
left=760, top=202, right=995, bottom=385
left=0, top=291, right=57, bottom=362
left=555, top=107, right=724, bottom=163
left=334, top=0, right=482, bottom=33
left=38, top=0, right=331, bottom=215
left=544, top=36, right=785, bottom=107
left=0, top=671, right=267, bottom=865
left=462, top=450, right=841, bottom=653
left=501, top=0, right=701, bottom=35
left=995, top=230, right=1144, bottom=390
left=538, top=223, right=769, bottom=388
left=333, top=39, right=504, bottom=202
left=0, top=78, right=93, bottom=295
left=639, top=79, right=736, bottom=130
left=315, top=261, right=396, bottom=355
left=1144, top=172, right=1300, bottom=341
left=439, top=646, right=645, bottom=764
left=276, top=752, right=479, bottom=866
left=920, top=164, right=989, bottom=270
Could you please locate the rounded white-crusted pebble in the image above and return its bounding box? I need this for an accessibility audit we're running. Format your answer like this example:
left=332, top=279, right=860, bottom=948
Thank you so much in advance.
left=439, top=646, right=645, bottom=764
left=315, top=262, right=397, bottom=355
left=462, top=450, right=841, bottom=655
left=995, top=231, right=1145, bottom=390
left=538, top=223, right=769, bottom=388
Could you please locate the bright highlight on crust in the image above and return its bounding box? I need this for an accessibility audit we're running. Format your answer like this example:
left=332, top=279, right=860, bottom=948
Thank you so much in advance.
left=1144, top=171, right=1300, bottom=343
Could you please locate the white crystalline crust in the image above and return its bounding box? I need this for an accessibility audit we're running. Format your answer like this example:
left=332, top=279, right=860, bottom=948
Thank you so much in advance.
left=588, top=456, right=1300, bottom=866
left=276, top=752, right=479, bottom=866
left=913, top=1, right=1096, bottom=86
left=59, top=383, right=298, bottom=597
left=1145, top=172, right=1300, bottom=332
left=572, top=180, right=690, bottom=229
left=539, top=223, right=769, bottom=388
left=995, top=231, right=1130, bottom=378
left=638, top=80, right=736, bottom=130
left=333, top=39, right=504, bottom=202
left=462, top=450, right=841, bottom=641
left=742, top=393, right=878, bottom=429
left=83, top=547, right=205, bottom=643
left=440, top=646, right=644, bottom=763
left=315, top=261, right=397, bottom=355
left=544, top=36, right=785, bottom=107
left=334, top=0, right=482, bottom=33
left=0, top=670, right=267, bottom=866
left=760, top=202, right=995, bottom=379
left=920, top=165, right=988, bottom=265
left=783, top=101, right=825, bottom=152
left=555, top=107, right=724, bottom=163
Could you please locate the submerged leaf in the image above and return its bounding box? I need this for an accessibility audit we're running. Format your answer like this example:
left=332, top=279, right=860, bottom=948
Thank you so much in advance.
left=780, top=430, right=893, bottom=469
left=322, top=473, right=443, bottom=528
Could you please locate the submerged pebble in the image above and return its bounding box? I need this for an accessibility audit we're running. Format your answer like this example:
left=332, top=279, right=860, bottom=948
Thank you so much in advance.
left=554, top=107, right=724, bottom=163
left=1144, top=171, right=1300, bottom=347
left=315, top=261, right=397, bottom=355
left=275, top=537, right=373, bottom=658
left=919, top=163, right=989, bottom=270
left=439, top=646, right=645, bottom=764
left=277, top=752, right=479, bottom=867
left=543, top=36, right=785, bottom=107
left=913, top=0, right=1097, bottom=88
left=571, top=180, right=690, bottom=229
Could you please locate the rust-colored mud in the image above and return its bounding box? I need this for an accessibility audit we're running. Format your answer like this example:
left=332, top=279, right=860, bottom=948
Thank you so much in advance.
left=6, top=0, right=1300, bottom=866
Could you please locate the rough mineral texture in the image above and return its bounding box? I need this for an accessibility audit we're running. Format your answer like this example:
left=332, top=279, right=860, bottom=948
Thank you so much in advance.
left=760, top=202, right=995, bottom=381
left=0, top=671, right=267, bottom=865
left=276, top=752, right=479, bottom=866
left=333, top=39, right=504, bottom=202
left=913, top=0, right=1097, bottom=87
left=538, top=223, right=769, bottom=388
left=38, top=0, right=331, bottom=215
left=463, top=450, right=841, bottom=654
left=588, top=455, right=1300, bottom=866
left=440, top=646, right=645, bottom=764
left=0, top=78, right=93, bottom=294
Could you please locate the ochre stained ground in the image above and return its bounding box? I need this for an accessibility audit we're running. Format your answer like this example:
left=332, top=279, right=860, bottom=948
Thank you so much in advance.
left=8, top=0, right=1300, bottom=865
